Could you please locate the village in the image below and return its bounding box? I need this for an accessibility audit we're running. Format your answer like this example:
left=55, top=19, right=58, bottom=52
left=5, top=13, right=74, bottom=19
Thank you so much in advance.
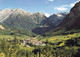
left=22, top=38, right=45, bottom=47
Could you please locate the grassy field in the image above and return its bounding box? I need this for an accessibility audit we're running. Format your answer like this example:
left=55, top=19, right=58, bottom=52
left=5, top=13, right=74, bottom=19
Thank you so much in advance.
left=41, top=33, right=80, bottom=46
left=0, top=32, right=80, bottom=47
left=0, top=35, right=30, bottom=40
left=19, top=44, right=35, bottom=51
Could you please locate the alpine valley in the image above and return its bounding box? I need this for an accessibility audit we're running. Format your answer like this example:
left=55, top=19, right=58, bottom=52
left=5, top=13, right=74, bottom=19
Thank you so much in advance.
left=0, top=1, right=80, bottom=57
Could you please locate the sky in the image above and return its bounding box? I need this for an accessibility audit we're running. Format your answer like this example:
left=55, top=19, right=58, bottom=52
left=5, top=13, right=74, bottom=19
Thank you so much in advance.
left=0, top=0, right=80, bottom=17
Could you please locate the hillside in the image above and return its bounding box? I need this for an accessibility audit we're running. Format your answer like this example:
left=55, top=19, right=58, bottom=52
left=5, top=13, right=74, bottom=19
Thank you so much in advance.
left=0, top=9, right=46, bottom=30
left=0, top=23, right=12, bottom=35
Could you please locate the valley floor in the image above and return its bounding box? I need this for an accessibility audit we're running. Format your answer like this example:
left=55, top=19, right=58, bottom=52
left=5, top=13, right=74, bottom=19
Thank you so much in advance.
left=0, top=32, right=80, bottom=57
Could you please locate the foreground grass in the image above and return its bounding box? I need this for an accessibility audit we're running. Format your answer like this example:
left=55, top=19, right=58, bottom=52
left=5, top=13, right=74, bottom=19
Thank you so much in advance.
left=19, top=44, right=35, bottom=51
left=0, top=32, right=80, bottom=57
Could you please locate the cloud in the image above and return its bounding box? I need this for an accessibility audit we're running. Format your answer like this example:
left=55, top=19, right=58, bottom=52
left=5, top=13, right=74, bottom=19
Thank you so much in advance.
left=54, top=7, right=67, bottom=11
left=69, top=0, right=80, bottom=7
left=63, top=0, right=80, bottom=7
left=48, top=0, right=54, bottom=2
left=54, top=0, right=80, bottom=11
left=44, top=13, right=50, bottom=17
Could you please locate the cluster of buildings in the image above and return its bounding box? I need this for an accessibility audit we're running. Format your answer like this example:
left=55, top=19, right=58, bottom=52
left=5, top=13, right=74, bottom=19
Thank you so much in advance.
left=23, top=38, right=45, bottom=47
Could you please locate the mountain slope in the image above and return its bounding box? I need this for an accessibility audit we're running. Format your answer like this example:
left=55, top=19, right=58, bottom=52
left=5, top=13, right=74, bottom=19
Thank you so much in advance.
left=0, top=8, right=67, bottom=34
left=0, top=9, right=47, bottom=30
left=47, top=12, right=68, bottom=26
left=32, top=12, right=68, bottom=34
left=0, top=23, right=12, bottom=35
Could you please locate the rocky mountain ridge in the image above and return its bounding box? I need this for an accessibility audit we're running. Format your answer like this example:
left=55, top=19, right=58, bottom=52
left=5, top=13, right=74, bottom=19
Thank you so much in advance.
left=0, top=8, right=67, bottom=34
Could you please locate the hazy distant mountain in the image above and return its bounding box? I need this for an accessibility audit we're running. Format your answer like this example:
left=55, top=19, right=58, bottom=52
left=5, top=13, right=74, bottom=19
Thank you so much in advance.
left=48, top=12, right=68, bottom=26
